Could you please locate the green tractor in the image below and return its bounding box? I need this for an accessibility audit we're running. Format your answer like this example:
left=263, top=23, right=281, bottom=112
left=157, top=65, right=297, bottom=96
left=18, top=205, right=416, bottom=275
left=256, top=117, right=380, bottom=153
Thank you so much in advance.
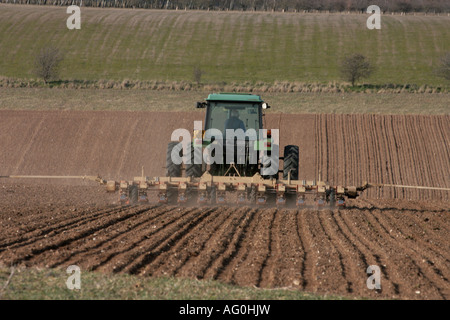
left=165, top=93, right=300, bottom=184
left=117, top=93, right=361, bottom=207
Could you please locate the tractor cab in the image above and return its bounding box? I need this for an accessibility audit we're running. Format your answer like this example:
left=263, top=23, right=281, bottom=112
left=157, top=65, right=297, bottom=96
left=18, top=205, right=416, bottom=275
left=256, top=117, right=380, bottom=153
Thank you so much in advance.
left=197, top=93, right=270, bottom=141
left=195, top=93, right=272, bottom=177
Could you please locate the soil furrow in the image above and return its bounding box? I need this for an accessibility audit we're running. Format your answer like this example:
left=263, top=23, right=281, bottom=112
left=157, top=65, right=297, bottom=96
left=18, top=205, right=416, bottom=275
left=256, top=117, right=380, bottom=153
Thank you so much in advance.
left=123, top=207, right=215, bottom=275
left=5, top=205, right=154, bottom=267
left=367, top=210, right=448, bottom=299
left=262, top=209, right=305, bottom=289
left=0, top=205, right=127, bottom=250
left=406, top=209, right=450, bottom=254
left=259, top=208, right=283, bottom=288
left=391, top=210, right=450, bottom=277
left=93, top=206, right=201, bottom=273
left=320, top=210, right=363, bottom=294
left=255, top=208, right=277, bottom=287
left=336, top=209, right=403, bottom=298
left=372, top=115, right=385, bottom=198
left=293, top=209, right=309, bottom=289
left=48, top=205, right=182, bottom=269
left=404, top=116, right=421, bottom=199
left=183, top=207, right=254, bottom=280
left=222, top=208, right=274, bottom=287
left=296, top=209, right=319, bottom=293
left=213, top=208, right=262, bottom=285
left=304, top=210, right=349, bottom=295
left=146, top=206, right=236, bottom=277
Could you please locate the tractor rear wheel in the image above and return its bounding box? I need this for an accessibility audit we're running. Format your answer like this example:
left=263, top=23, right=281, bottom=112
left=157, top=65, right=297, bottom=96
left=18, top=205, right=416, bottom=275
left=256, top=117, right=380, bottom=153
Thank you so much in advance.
left=166, top=142, right=182, bottom=177
left=283, top=145, right=299, bottom=180
left=186, top=143, right=203, bottom=177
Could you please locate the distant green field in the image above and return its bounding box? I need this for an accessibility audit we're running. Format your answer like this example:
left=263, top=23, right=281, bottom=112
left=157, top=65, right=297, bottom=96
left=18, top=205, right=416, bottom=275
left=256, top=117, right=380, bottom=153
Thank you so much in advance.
left=0, top=4, right=449, bottom=86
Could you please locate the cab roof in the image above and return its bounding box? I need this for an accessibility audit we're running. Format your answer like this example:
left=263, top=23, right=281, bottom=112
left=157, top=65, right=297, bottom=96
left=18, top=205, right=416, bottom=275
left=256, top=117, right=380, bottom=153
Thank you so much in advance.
left=206, top=93, right=263, bottom=103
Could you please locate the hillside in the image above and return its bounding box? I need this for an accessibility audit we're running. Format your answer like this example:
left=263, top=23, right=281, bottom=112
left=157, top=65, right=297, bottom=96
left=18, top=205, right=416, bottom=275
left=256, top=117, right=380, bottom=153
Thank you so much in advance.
left=0, top=4, right=448, bottom=86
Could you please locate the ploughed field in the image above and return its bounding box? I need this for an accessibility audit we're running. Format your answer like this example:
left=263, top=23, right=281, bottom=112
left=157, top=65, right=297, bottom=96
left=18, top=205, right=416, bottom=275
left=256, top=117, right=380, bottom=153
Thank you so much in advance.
left=0, top=111, right=449, bottom=299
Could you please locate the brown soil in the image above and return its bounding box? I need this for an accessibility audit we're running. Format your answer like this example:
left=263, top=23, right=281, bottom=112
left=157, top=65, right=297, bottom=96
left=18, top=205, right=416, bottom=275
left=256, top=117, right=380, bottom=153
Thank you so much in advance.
left=1, top=111, right=448, bottom=199
left=0, top=110, right=449, bottom=299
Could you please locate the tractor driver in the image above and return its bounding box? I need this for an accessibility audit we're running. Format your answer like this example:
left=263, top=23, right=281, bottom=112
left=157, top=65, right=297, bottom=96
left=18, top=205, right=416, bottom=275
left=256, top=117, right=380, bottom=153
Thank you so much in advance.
left=225, top=109, right=246, bottom=132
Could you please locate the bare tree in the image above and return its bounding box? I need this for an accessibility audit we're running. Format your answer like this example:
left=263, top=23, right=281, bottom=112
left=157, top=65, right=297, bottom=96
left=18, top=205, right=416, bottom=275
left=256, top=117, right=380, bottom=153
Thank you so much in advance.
left=34, top=46, right=64, bottom=83
left=339, top=53, right=374, bottom=86
left=434, top=52, right=450, bottom=81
